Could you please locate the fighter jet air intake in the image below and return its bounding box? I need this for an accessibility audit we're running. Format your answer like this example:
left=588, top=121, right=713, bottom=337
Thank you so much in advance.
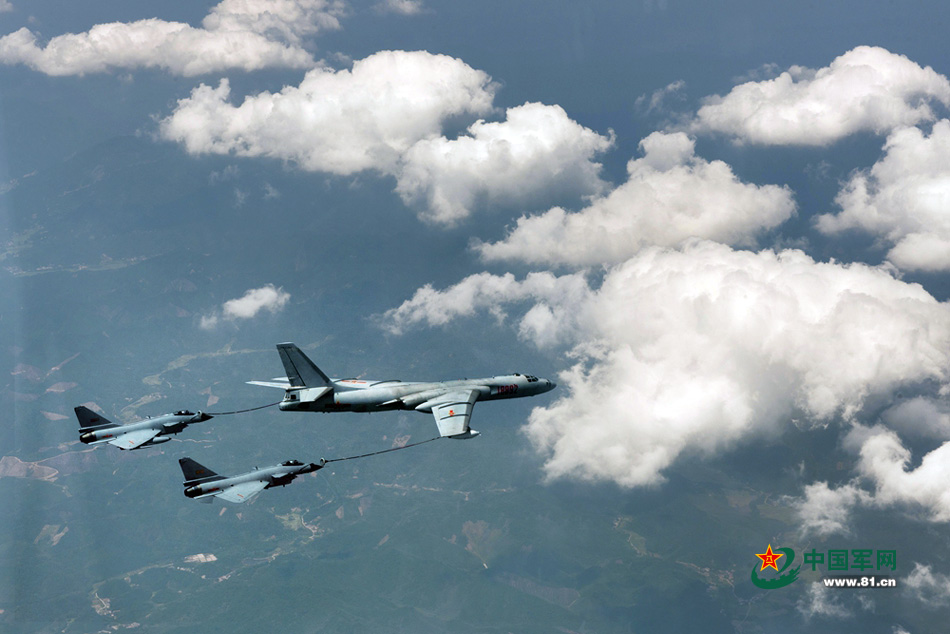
left=75, top=406, right=212, bottom=450
left=179, top=457, right=326, bottom=503
left=249, top=343, right=557, bottom=439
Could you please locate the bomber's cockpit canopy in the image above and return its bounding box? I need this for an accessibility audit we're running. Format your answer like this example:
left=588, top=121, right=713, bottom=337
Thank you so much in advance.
left=281, top=460, right=303, bottom=466
left=502, top=373, right=540, bottom=382
left=175, top=410, right=194, bottom=416
left=501, top=373, right=540, bottom=382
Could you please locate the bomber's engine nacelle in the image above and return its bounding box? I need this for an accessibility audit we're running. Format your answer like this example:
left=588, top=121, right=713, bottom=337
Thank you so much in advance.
left=279, top=386, right=333, bottom=411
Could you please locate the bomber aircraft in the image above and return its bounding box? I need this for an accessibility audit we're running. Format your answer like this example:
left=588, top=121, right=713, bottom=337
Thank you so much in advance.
left=75, top=406, right=212, bottom=450
left=249, top=343, right=557, bottom=439
left=179, top=456, right=325, bottom=503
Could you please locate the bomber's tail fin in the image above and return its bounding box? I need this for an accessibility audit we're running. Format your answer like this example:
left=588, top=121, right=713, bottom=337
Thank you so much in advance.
left=276, top=343, right=331, bottom=388
left=179, top=457, right=226, bottom=486
left=74, top=406, right=119, bottom=431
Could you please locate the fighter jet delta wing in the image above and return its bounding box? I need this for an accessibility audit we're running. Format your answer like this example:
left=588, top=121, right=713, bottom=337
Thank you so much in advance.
left=215, top=480, right=269, bottom=504
left=107, top=427, right=162, bottom=450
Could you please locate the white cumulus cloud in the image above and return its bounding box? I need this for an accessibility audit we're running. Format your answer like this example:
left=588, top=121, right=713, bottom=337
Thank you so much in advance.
left=797, top=422, right=950, bottom=534
left=797, top=583, right=853, bottom=620
left=0, top=0, right=344, bottom=76
left=161, top=53, right=613, bottom=225
left=200, top=284, right=290, bottom=329
left=383, top=241, right=950, bottom=487
left=851, top=427, right=950, bottom=521
left=817, top=121, right=950, bottom=271
left=635, top=80, right=686, bottom=115
left=881, top=397, right=950, bottom=440
left=204, top=0, right=345, bottom=43
left=691, top=46, right=950, bottom=146
left=160, top=50, right=495, bottom=175
left=796, top=481, right=873, bottom=537
left=904, top=563, right=950, bottom=606
left=380, top=270, right=592, bottom=347
left=396, top=103, right=613, bottom=225
left=375, top=0, right=424, bottom=15
left=476, top=131, right=795, bottom=266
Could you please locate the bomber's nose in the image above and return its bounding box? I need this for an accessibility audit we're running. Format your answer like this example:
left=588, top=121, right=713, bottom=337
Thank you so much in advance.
left=545, top=380, right=556, bottom=391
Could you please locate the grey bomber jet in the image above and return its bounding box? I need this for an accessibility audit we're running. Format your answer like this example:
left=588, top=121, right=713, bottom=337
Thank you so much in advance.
left=249, top=343, right=556, bottom=439
left=75, top=406, right=212, bottom=450
left=179, top=456, right=325, bottom=503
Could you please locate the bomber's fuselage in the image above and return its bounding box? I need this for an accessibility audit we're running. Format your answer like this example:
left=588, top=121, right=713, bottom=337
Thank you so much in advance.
left=279, top=373, right=555, bottom=413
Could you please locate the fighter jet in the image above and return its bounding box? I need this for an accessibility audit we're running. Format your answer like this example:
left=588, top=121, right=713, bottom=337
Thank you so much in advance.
left=75, top=406, right=212, bottom=450
left=179, top=456, right=325, bottom=503
left=249, top=343, right=556, bottom=439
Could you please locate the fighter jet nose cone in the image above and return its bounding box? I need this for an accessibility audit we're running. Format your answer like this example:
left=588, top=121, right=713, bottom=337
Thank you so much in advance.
left=197, top=412, right=213, bottom=422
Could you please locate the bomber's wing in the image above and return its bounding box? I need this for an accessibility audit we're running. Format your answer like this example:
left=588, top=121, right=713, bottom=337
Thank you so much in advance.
left=215, top=480, right=269, bottom=504
left=246, top=380, right=292, bottom=389
left=427, top=389, right=480, bottom=439
left=107, top=428, right=161, bottom=450
left=247, top=377, right=292, bottom=389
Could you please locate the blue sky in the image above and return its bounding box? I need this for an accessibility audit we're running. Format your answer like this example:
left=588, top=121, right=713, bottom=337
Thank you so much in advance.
left=5, top=0, right=950, bottom=631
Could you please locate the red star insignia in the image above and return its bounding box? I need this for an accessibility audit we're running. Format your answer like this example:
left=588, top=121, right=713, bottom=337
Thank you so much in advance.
left=756, top=544, right=784, bottom=571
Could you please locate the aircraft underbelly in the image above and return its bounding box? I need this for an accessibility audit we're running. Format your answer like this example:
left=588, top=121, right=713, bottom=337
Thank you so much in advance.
left=322, top=400, right=405, bottom=413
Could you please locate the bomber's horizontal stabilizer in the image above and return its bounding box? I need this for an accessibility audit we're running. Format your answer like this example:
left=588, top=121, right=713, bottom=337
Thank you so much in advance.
left=246, top=380, right=292, bottom=389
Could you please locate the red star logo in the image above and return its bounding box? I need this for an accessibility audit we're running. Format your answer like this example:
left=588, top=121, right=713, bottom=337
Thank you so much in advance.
left=756, top=544, right=784, bottom=571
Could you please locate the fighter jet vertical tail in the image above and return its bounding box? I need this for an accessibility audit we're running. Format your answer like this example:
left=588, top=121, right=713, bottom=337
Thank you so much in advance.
left=74, top=406, right=120, bottom=431
left=276, top=343, right=331, bottom=388
left=179, top=457, right=227, bottom=486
